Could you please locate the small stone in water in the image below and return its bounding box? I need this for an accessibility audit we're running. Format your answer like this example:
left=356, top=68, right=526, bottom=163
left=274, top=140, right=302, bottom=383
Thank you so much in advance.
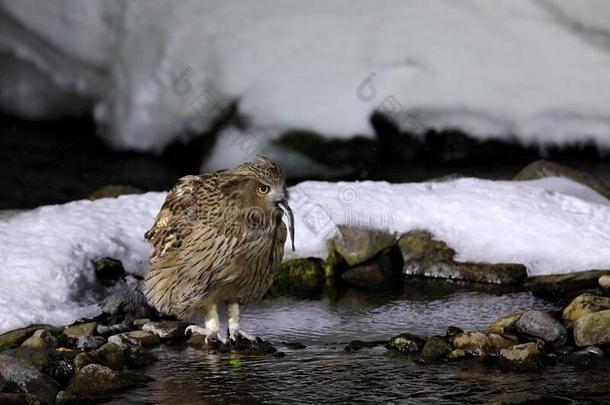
left=386, top=333, right=426, bottom=353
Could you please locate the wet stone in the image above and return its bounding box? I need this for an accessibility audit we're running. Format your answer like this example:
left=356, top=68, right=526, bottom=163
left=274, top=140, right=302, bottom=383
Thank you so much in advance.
left=4, top=347, right=76, bottom=387
left=487, top=311, right=523, bottom=334
left=92, top=257, right=126, bottom=284
left=0, top=325, right=60, bottom=352
left=187, top=334, right=278, bottom=355
left=452, top=332, right=491, bottom=357
left=386, top=333, right=426, bottom=353
left=0, top=355, right=60, bottom=404
left=66, top=364, right=153, bottom=398
left=513, top=310, right=567, bottom=345
left=63, top=322, right=98, bottom=339
left=563, top=293, right=610, bottom=322
left=141, top=321, right=189, bottom=340
left=420, top=336, right=453, bottom=360
left=75, top=336, right=107, bottom=350
left=21, top=329, right=57, bottom=349
left=573, top=309, right=610, bottom=346
left=73, top=342, right=124, bottom=371
left=498, top=342, right=546, bottom=371
left=447, top=349, right=466, bottom=360
left=108, top=331, right=160, bottom=348
left=340, top=254, right=397, bottom=290
left=0, top=393, right=42, bottom=404
left=332, top=226, right=396, bottom=267
left=125, top=346, right=157, bottom=369
left=282, top=341, right=306, bottom=350
left=97, top=319, right=133, bottom=335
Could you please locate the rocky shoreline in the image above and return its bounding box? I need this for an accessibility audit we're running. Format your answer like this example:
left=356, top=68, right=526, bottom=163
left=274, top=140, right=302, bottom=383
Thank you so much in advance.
left=1, top=160, right=609, bottom=404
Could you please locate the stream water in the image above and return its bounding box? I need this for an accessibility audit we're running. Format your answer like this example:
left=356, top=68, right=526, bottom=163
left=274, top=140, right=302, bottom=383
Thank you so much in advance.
left=112, top=281, right=610, bottom=404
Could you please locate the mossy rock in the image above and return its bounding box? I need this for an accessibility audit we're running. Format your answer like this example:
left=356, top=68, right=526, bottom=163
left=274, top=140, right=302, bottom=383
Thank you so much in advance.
left=73, top=343, right=125, bottom=371
left=66, top=364, right=153, bottom=398
left=398, top=230, right=526, bottom=285
left=332, top=226, right=396, bottom=267
left=63, top=322, right=98, bottom=339
left=525, top=270, right=610, bottom=301
left=0, top=325, right=60, bottom=352
left=270, top=258, right=325, bottom=297
left=420, top=336, right=453, bottom=360
left=514, top=160, right=610, bottom=200
left=498, top=342, right=546, bottom=371
left=573, top=309, right=610, bottom=346
left=563, top=293, right=610, bottom=322
left=340, top=254, right=397, bottom=290
left=487, top=311, right=523, bottom=334
left=386, top=333, right=426, bottom=353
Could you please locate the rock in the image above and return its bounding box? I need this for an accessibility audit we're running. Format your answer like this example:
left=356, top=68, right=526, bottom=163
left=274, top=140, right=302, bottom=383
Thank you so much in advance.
left=420, top=336, right=453, bottom=360
left=141, top=321, right=189, bottom=340
left=332, top=226, right=396, bottom=266
left=73, top=342, right=125, bottom=371
left=63, top=322, right=98, bottom=338
left=66, top=364, right=153, bottom=398
left=108, top=331, right=160, bottom=348
left=0, top=393, right=41, bottom=404
left=498, top=342, right=546, bottom=371
left=451, top=331, right=514, bottom=357
left=0, top=325, right=59, bottom=352
left=514, top=160, right=610, bottom=200
left=0, top=355, right=59, bottom=404
left=445, top=326, right=464, bottom=337
left=525, top=270, right=610, bottom=301
left=340, top=254, right=397, bottom=289
left=269, top=258, right=325, bottom=297
left=563, top=293, right=610, bottom=322
left=88, top=184, right=143, bottom=200
left=487, top=311, right=523, bottom=334
left=5, top=347, right=76, bottom=386
left=96, top=319, right=133, bottom=335
left=92, top=257, right=126, bottom=284
left=20, top=330, right=57, bottom=349
left=186, top=335, right=277, bottom=355
left=281, top=341, right=306, bottom=350
left=600, top=274, right=610, bottom=289
left=398, top=230, right=527, bottom=285
left=55, top=390, right=79, bottom=404
left=75, top=336, right=107, bottom=350
left=573, top=309, right=610, bottom=346
left=386, top=333, right=426, bottom=353
left=100, top=287, right=152, bottom=320
left=564, top=348, right=603, bottom=369
left=125, top=346, right=157, bottom=369
left=513, top=310, right=567, bottom=345
left=447, top=349, right=466, bottom=360
left=133, top=319, right=151, bottom=328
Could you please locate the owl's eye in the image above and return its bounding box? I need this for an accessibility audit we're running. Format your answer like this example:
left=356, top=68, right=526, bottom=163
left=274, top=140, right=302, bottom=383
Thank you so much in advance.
left=257, top=185, right=270, bottom=195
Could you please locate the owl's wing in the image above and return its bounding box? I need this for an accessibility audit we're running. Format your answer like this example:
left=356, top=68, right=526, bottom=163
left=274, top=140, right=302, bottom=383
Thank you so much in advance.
left=145, top=174, right=215, bottom=261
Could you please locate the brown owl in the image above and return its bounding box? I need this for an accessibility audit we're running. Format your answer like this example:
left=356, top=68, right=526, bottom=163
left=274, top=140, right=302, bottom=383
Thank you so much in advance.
left=143, top=156, right=294, bottom=343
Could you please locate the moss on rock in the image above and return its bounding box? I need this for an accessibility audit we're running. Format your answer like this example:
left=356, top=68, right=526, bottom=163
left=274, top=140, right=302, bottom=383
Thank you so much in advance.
left=573, top=309, right=610, bottom=346
left=270, top=258, right=325, bottom=297
left=398, top=230, right=527, bottom=285
left=563, top=293, right=610, bottom=322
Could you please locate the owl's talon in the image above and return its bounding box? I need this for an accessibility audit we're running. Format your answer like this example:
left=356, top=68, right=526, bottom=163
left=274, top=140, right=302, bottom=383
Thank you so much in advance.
left=229, top=329, right=257, bottom=343
left=185, top=325, right=227, bottom=344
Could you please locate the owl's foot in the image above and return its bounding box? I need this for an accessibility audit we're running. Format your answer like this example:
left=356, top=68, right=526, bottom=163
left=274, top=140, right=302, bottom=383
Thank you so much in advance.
left=229, top=328, right=257, bottom=343
left=185, top=325, right=228, bottom=345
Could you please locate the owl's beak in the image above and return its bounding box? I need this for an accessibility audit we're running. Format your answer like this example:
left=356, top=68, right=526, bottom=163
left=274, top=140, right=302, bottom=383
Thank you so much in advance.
left=276, top=199, right=295, bottom=252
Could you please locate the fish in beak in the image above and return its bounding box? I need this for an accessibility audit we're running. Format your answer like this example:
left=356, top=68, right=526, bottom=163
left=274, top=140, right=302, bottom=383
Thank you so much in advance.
left=277, top=199, right=295, bottom=252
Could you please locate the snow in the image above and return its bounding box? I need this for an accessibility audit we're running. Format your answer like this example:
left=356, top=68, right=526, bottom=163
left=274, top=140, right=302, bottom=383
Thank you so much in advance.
left=2, top=1, right=610, bottom=167
left=1, top=177, right=609, bottom=333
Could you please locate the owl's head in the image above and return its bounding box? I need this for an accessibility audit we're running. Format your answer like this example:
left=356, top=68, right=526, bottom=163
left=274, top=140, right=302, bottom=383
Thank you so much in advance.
left=225, top=156, right=295, bottom=250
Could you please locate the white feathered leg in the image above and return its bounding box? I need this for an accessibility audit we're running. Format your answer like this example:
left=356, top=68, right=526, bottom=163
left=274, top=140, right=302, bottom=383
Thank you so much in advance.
left=185, top=303, right=227, bottom=344
left=227, top=303, right=256, bottom=342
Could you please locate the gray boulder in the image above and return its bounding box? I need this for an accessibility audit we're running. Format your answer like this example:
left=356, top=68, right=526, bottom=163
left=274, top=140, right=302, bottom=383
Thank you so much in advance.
left=513, top=310, right=567, bottom=345
left=0, top=355, right=59, bottom=404
left=332, top=226, right=396, bottom=266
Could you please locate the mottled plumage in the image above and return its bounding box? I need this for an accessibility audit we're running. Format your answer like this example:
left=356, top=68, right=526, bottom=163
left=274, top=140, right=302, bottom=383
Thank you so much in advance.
left=143, top=156, right=294, bottom=342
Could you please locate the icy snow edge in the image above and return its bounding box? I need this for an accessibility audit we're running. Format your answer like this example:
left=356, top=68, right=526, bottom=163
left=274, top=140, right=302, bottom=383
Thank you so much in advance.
left=0, top=177, right=609, bottom=333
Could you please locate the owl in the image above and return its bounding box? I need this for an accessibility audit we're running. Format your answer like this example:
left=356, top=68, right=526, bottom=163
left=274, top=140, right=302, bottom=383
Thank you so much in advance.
left=143, top=156, right=294, bottom=343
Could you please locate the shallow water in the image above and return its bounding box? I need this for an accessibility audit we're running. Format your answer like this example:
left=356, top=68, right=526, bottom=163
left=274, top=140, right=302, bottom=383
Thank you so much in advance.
left=113, top=281, right=609, bottom=404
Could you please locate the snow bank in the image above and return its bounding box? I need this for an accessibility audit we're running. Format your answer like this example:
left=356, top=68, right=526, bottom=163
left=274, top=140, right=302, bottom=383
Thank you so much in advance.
left=1, top=177, right=609, bottom=333
left=2, top=1, right=610, bottom=164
